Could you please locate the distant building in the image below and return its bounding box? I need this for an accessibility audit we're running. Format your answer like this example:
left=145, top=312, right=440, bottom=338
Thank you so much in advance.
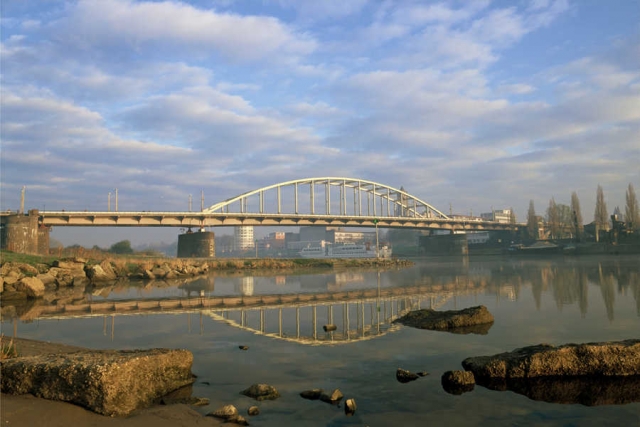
left=234, top=226, right=254, bottom=251
left=333, top=229, right=375, bottom=244
left=480, top=209, right=512, bottom=224
left=299, top=226, right=327, bottom=243
left=466, top=231, right=490, bottom=245
left=300, top=226, right=376, bottom=245
left=266, top=231, right=286, bottom=249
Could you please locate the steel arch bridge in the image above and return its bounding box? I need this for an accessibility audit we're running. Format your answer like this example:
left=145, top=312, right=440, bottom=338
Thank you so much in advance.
left=204, top=177, right=449, bottom=219
left=34, top=176, right=517, bottom=231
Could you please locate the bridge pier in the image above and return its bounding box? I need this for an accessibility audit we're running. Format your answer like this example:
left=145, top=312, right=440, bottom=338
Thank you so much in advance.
left=0, top=209, right=50, bottom=255
left=419, top=233, right=468, bottom=256
left=177, top=229, right=215, bottom=258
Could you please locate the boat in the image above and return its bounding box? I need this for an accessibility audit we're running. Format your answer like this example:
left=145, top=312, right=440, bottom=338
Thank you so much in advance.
left=507, top=241, right=562, bottom=255
left=298, top=243, right=392, bottom=259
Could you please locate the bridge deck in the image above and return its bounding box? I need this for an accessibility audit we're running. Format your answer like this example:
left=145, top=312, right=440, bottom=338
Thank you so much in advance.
left=34, top=211, right=518, bottom=231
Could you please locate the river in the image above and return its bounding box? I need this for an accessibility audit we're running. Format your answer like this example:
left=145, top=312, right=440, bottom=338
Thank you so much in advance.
left=3, top=255, right=640, bottom=426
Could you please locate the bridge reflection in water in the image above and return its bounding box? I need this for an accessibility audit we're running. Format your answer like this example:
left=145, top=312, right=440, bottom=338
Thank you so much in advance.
left=208, top=292, right=452, bottom=345
left=12, top=281, right=461, bottom=345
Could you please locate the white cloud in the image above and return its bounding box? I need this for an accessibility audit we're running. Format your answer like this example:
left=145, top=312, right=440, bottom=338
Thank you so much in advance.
left=290, top=101, right=343, bottom=118
left=498, top=83, right=536, bottom=95
left=21, top=19, right=40, bottom=29
left=51, top=0, right=317, bottom=63
left=275, top=0, right=369, bottom=22
left=467, top=7, right=526, bottom=46
left=390, top=1, right=491, bottom=27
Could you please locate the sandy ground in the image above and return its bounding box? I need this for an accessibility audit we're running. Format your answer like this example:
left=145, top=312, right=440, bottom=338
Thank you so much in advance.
left=1, top=338, right=222, bottom=427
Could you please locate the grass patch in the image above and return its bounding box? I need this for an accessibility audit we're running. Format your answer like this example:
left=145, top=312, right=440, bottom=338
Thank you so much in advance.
left=1, top=250, right=57, bottom=266
left=292, top=258, right=335, bottom=268
left=0, top=335, right=18, bottom=360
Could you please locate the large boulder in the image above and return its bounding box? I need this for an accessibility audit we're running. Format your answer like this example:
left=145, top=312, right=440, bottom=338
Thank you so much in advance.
left=3, top=273, right=19, bottom=286
left=240, top=383, right=280, bottom=401
left=36, top=273, right=57, bottom=290
left=1, top=262, right=38, bottom=278
left=85, top=260, right=117, bottom=282
left=52, top=259, right=86, bottom=270
left=1, top=348, right=195, bottom=417
left=441, top=370, right=475, bottom=395
left=462, top=339, right=640, bottom=381
left=48, top=267, right=87, bottom=287
left=15, top=277, right=45, bottom=298
left=396, top=368, right=420, bottom=383
left=394, top=305, right=494, bottom=334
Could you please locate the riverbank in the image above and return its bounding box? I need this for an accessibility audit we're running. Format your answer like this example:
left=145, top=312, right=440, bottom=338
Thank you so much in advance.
left=0, top=251, right=412, bottom=302
left=1, top=338, right=223, bottom=426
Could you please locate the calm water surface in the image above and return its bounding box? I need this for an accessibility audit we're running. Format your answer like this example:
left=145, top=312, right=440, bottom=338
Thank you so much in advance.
left=3, top=255, right=640, bottom=426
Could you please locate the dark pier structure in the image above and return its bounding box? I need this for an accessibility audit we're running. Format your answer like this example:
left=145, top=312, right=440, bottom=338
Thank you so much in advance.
left=177, top=229, right=215, bottom=258
left=0, top=210, right=50, bottom=255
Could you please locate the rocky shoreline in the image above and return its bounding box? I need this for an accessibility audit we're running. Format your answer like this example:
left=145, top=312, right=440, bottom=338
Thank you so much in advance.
left=0, top=254, right=412, bottom=302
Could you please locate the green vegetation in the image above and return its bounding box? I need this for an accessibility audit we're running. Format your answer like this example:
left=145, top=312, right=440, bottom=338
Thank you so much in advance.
left=0, top=251, right=56, bottom=265
left=292, top=258, right=327, bottom=266
left=108, top=240, right=134, bottom=254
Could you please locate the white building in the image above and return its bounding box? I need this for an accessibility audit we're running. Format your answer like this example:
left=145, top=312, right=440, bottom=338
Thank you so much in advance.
left=234, top=226, right=254, bottom=251
left=480, top=209, right=512, bottom=224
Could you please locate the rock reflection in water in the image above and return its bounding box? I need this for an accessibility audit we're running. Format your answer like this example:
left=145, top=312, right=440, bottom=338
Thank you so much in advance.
left=477, top=376, right=640, bottom=406
left=442, top=323, right=493, bottom=335
left=178, top=276, right=216, bottom=297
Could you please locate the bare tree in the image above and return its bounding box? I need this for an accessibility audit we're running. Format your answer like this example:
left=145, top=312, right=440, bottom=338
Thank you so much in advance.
left=509, top=207, right=517, bottom=238
left=594, top=185, right=608, bottom=242
left=547, top=197, right=560, bottom=240
left=625, top=183, right=639, bottom=231
left=570, top=191, right=584, bottom=240
left=527, top=200, right=537, bottom=240
left=556, top=203, right=572, bottom=238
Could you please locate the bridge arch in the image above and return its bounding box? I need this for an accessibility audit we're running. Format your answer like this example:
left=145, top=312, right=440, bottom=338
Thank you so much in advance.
left=204, top=177, right=449, bottom=219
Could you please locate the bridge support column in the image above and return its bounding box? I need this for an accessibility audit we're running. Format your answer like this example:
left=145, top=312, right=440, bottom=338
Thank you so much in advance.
left=418, top=233, right=469, bottom=256
left=177, top=230, right=215, bottom=258
left=0, top=209, right=49, bottom=255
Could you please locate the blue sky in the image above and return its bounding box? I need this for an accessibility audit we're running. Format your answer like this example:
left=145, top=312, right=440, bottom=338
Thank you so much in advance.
left=1, top=0, right=639, bottom=246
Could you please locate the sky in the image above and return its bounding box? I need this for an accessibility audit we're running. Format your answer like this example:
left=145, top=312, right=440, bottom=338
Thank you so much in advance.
left=1, top=0, right=639, bottom=247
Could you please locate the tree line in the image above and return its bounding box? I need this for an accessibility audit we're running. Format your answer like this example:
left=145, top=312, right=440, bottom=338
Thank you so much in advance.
left=525, top=183, right=639, bottom=241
